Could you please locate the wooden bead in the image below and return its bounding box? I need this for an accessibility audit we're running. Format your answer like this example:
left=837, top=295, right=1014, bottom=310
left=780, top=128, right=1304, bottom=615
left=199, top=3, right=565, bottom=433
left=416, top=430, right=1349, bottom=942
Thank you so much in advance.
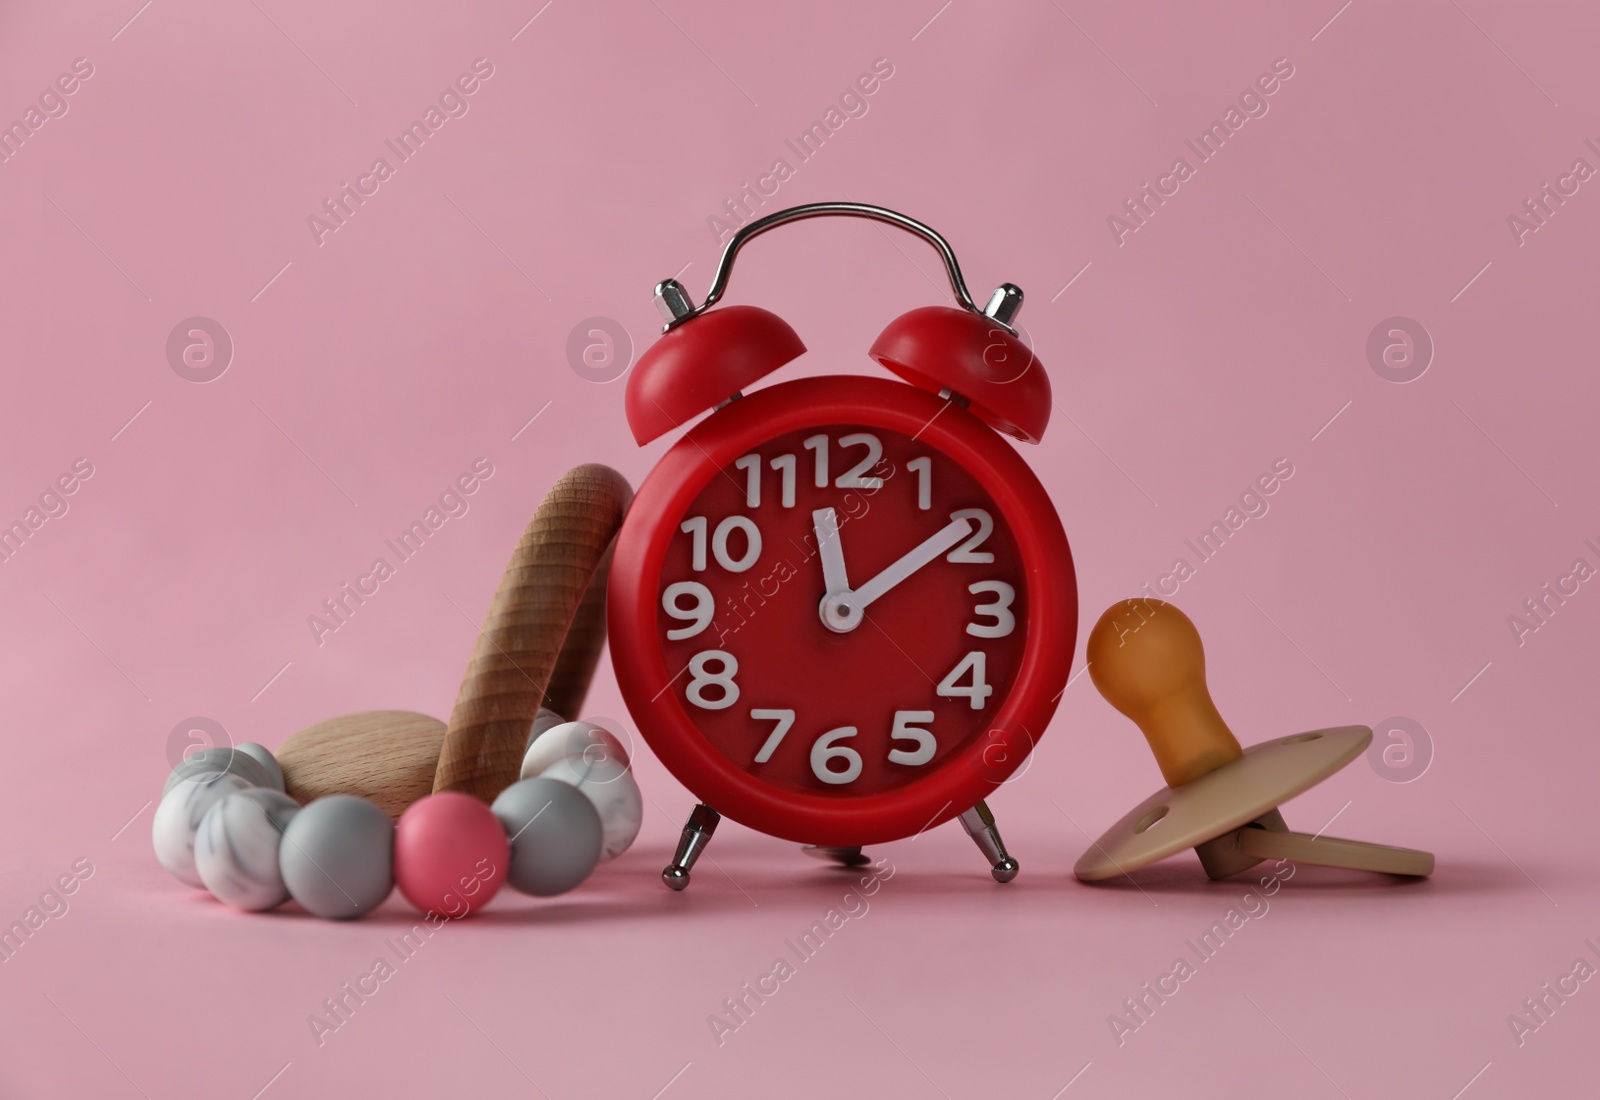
left=278, top=711, right=446, bottom=822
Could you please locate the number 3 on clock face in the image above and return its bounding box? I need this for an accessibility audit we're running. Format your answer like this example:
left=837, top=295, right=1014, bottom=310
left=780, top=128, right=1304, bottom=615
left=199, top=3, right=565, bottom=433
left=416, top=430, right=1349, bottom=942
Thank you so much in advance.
left=609, top=375, right=1078, bottom=846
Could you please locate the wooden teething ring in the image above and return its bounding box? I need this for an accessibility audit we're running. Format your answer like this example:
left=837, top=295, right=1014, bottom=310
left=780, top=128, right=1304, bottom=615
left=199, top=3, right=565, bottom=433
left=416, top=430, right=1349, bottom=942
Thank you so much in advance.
left=432, top=463, right=632, bottom=803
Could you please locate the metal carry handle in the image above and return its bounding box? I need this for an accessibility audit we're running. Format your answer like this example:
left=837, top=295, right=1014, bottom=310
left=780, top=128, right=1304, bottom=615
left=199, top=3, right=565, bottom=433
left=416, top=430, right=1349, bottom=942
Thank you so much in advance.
left=652, top=202, right=1022, bottom=332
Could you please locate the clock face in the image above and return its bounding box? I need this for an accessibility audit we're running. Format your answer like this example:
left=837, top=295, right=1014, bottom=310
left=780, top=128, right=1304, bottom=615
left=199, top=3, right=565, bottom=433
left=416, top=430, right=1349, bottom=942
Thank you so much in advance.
left=609, top=374, right=1077, bottom=845
left=654, top=423, right=1028, bottom=799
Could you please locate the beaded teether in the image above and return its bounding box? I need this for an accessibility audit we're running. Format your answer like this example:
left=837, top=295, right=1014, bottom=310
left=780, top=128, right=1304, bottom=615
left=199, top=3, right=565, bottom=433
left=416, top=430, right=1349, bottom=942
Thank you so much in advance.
left=155, top=465, right=641, bottom=919
left=1074, top=599, right=1434, bottom=882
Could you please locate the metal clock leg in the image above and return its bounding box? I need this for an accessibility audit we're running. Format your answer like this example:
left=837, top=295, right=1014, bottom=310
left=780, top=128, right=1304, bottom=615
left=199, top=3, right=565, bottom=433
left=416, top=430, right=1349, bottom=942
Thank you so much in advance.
left=662, top=803, right=722, bottom=891
left=959, top=801, right=1019, bottom=883
left=800, top=845, right=871, bottom=867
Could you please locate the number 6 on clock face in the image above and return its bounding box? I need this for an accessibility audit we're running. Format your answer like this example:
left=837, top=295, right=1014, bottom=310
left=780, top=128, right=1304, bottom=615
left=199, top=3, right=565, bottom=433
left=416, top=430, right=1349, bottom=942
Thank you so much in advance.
left=609, top=375, right=1078, bottom=846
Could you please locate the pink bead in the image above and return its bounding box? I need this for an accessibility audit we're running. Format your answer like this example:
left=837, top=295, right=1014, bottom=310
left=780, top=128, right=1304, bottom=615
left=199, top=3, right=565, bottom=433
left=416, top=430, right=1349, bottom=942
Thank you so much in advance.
left=393, top=792, right=509, bottom=917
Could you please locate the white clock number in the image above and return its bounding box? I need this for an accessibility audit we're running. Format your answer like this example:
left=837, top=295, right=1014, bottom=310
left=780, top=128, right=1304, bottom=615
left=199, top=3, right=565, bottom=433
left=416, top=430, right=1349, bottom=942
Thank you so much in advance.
left=734, top=454, right=761, bottom=508
left=937, top=651, right=993, bottom=709
left=769, top=454, right=796, bottom=508
left=735, top=453, right=798, bottom=509
left=680, top=516, right=708, bottom=571
left=749, top=708, right=795, bottom=763
left=887, top=710, right=937, bottom=765
left=835, top=434, right=885, bottom=489
left=966, top=581, right=1016, bottom=638
left=946, top=508, right=994, bottom=563
left=803, top=434, right=829, bottom=488
left=681, top=515, right=762, bottom=573
left=662, top=581, right=715, bottom=639
left=906, top=456, right=932, bottom=510
left=713, top=515, right=761, bottom=572
left=801, top=433, right=887, bottom=491
left=687, top=651, right=740, bottom=710
left=810, top=726, right=863, bottom=785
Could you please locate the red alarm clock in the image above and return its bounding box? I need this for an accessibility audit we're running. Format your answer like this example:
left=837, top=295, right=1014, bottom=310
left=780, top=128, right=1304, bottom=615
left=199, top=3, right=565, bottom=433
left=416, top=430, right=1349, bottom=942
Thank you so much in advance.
left=608, top=203, right=1077, bottom=888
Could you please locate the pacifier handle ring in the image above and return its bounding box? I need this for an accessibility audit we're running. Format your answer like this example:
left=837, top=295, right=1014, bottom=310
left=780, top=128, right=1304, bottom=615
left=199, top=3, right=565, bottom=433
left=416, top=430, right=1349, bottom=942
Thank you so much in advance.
left=1233, top=827, right=1435, bottom=877
left=659, top=202, right=1008, bottom=331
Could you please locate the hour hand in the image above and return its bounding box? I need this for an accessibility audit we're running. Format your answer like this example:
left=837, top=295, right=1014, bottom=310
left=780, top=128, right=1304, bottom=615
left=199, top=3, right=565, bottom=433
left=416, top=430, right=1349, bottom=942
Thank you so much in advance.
left=812, top=508, right=850, bottom=596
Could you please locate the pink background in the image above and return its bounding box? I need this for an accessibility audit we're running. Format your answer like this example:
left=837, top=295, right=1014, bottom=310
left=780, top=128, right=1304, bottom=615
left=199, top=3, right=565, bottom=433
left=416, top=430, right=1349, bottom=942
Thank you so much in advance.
left=1, top=1, right=1595, bottom=1096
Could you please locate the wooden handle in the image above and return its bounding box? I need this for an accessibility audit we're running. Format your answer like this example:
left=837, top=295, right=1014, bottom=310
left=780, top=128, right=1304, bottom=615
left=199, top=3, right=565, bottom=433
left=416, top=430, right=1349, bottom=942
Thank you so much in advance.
left=542, top=536, right=615, bottom=722
left=1234, top=827, right=1435, bottom=877
left=433, top=464, right=632, bottom=802
left=1087, top=600, right=1244, bottom=788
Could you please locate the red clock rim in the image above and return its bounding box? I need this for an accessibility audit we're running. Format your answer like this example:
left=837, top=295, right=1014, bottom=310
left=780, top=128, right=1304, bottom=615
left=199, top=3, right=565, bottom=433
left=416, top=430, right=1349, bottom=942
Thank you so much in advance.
left=608, top=375, right=1078, bottom=845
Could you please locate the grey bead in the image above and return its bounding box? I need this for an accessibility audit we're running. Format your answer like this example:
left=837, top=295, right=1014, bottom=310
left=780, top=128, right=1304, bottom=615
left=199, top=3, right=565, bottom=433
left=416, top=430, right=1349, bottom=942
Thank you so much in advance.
left=164, top=746, right=273, bottom=795
left=195, top=789, right=300, bottom=911
left=234, top=742, right=285, bottom=792
left=279, top=796, right=394, bottom=919
left=491, top=778, right=602, bottom=897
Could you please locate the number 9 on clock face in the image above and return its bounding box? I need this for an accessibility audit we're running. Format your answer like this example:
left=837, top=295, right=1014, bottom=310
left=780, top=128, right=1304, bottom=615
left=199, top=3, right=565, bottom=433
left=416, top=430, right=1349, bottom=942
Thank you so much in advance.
left=609, top=376, right=1077, bottom=846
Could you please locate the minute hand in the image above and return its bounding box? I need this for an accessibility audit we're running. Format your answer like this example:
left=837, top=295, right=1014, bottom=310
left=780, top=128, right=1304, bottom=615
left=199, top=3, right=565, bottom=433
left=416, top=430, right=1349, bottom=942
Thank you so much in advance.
left=850, top=516, right=974, bottom=610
